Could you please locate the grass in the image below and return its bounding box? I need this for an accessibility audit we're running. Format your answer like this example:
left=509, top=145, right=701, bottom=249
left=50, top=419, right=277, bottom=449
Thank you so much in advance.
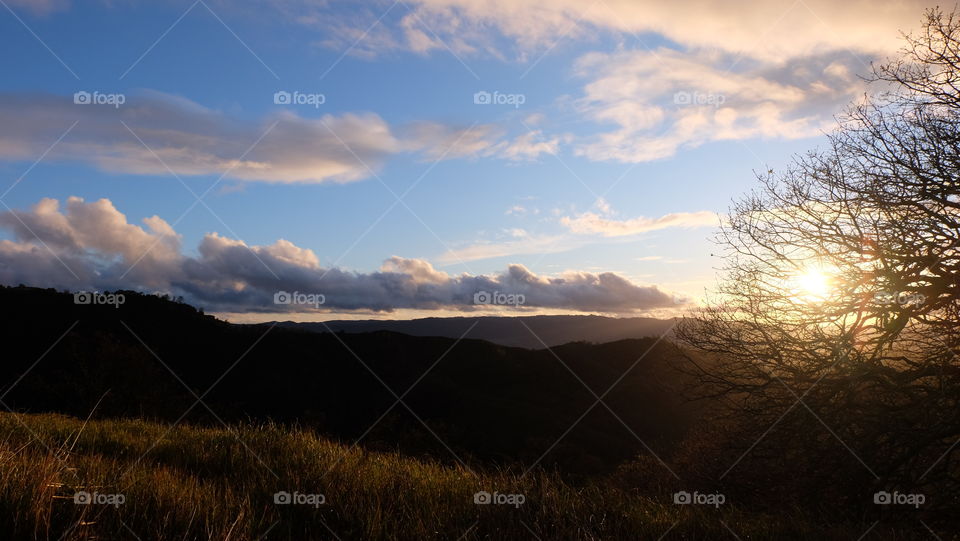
left=0, top=412, right=931, bottom=540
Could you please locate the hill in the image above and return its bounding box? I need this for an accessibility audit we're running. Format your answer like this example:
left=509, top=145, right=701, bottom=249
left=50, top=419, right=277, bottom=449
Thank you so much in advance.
left=271, top=315, right=677, bottom=349
left=0, top=285, right=694, bottom=475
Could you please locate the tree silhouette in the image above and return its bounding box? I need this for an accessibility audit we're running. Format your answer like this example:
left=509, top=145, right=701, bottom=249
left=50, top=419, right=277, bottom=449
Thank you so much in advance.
left=677, top=7, right=960, bottom=511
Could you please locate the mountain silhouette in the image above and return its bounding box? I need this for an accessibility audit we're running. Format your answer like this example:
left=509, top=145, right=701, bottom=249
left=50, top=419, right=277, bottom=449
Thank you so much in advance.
left=0, top=285, right=698, bottom=475
left=271, top=315, right=677, bottom=349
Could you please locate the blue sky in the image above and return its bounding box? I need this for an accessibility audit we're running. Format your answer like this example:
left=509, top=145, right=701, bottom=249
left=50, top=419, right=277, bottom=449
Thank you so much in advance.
left=0, top=0, right=935, bottom=319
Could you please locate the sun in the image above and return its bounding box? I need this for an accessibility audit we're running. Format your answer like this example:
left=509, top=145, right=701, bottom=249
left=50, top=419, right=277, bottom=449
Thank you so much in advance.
left=791, top=266, right=834, bottom=303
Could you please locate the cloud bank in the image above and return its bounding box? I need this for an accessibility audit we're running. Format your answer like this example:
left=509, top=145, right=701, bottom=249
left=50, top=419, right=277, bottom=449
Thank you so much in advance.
left=279, top=0, right=928, bottom=162
left=0, top=92, right=548, bottom=184
left=0, top=196, right=680, bottom=313
left=293, top=0, right=933, bottom=61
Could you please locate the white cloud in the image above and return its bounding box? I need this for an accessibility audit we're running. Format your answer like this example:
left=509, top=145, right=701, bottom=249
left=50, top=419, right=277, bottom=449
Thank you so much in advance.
left=267, top=0, right=927, bottom=161
left=488, top=130, right=561, bottom=161
left=438, top=233, right=575, bottom=264
left=561, top=208, right=718, bottom=236
left=282, top=0, right=934, bottom=61
left=0, top=92, right=535, bottom=183
left=0, top=196, right=681, bottom=313
left=572, top=48, right=866, bottom=162
left=405, top=123, right=561, bottom=162
left=0, top=93, right=401, bottom=184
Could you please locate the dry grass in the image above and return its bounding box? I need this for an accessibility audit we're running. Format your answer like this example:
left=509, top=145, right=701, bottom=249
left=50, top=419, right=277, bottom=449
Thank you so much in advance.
left=0, top=413, right=928, bottom=540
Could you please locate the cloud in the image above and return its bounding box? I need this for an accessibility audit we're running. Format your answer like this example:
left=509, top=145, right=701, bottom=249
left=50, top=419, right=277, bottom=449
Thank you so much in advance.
left=282, top=0, right=934, bottom=61
left=437, top=233, right=576, bottom=264
left=267, top=0, right=923, bottom=161
left=572, top=49, right=867, bottom=162
left=443, top=200, right=717, bottom=262
left=488, top=130, right=562, bottom=161
left=0, top=92, right=401, bottom=184
left=0, top=92, right=534, bottom=183
left=0, top=196, right=680, bottom=313
left=405, top=123, right=560, bottom=161
left=561, top=209, right=718, bottom=237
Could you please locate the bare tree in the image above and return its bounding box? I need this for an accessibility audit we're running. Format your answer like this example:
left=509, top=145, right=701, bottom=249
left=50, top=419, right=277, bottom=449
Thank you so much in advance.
left=676, top=7, right=960, bottom=512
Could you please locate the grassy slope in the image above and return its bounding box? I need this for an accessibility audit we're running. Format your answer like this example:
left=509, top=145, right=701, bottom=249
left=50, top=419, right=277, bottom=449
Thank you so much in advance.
left=0, top=413, right=922, bottom=540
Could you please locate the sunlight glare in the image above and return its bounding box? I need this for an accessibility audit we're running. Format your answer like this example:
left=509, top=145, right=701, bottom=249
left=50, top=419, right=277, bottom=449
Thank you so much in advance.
left=791, top=267, right=834, bottom=303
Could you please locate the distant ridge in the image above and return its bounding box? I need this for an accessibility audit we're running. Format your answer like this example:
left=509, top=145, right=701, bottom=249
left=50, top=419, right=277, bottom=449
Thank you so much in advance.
left=272, top=315, right=677, bottom=349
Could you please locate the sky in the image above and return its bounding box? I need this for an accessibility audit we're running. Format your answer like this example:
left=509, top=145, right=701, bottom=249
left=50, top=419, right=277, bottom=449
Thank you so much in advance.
left=0, top=0, right=938, bottom=320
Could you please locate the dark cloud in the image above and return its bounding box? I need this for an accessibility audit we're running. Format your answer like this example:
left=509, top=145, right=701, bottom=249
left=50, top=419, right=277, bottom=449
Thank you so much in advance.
left=0, top=196, right=680, bottom=313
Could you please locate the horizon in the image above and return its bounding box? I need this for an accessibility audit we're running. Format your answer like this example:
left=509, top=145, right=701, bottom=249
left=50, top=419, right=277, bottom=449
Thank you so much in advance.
left=0, top=0, right=935, bottom=320
left=2, top=2, right=959, bottom=539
